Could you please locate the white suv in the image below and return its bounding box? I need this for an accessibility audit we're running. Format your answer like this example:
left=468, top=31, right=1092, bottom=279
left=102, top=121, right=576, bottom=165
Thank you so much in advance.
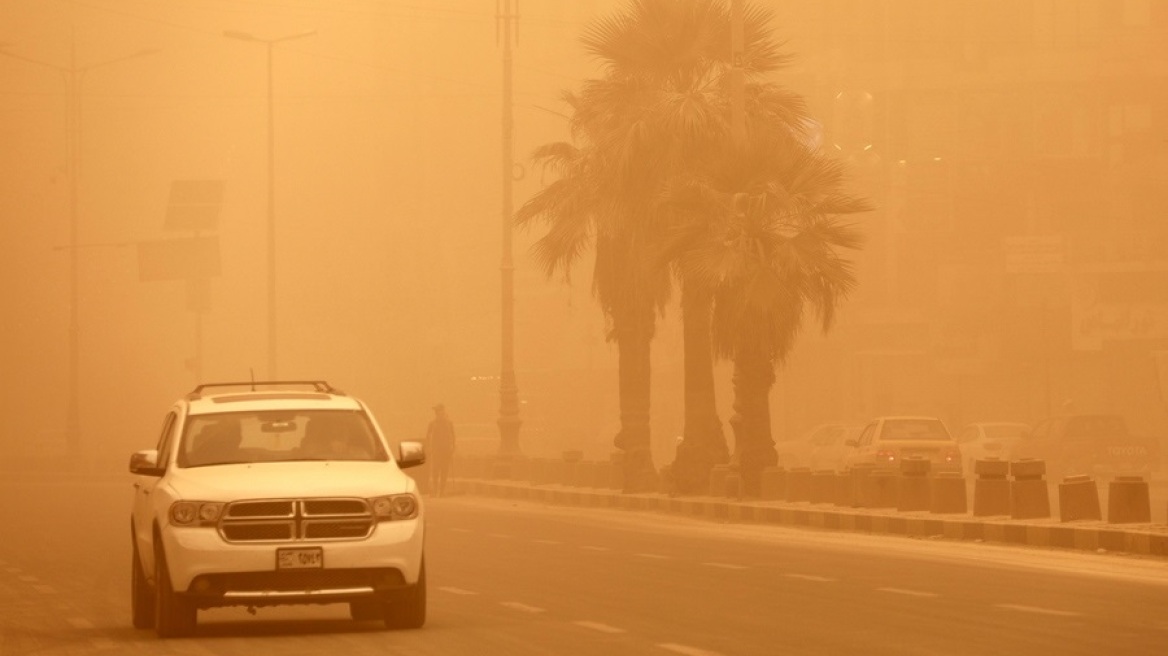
left=128, top=381, right=426, bottom=637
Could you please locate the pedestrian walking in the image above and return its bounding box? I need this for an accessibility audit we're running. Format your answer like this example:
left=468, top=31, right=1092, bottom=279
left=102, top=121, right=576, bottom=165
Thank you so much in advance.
left=426, top=403, right=456, bottom=496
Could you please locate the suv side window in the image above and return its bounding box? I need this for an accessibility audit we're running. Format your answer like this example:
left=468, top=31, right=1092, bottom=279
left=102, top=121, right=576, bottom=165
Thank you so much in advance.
left=156, top=412, right=178, bottom=470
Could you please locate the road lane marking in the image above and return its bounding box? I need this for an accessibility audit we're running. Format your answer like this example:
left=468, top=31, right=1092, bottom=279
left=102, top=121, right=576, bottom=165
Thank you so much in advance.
left=703, top=562, right=747, bottom=570
left=439, top=587, right=478, bottom=596
left=67, top=617, right=93, bottom=629
left=574, top=621, right=626, bottom=634
left=878, top=587, right=938, bottom=598
left=996, top=604, right=1081, bottom=617
left=636, top=553, right=670, bottom=560
left=534, top=539, right=562, bottom=545
left=33, top=585, right=56, bottom=594
left=784, top=574, right=835, bottom=582
left=17, top=575, right=37, bottom=583
left=659, top=643, right=723, bottom=656
left=488, top=533, right=512, bottom=539
left=501, top=601, right=545, bottom=613
left=581, top=546, right=611, bottom=552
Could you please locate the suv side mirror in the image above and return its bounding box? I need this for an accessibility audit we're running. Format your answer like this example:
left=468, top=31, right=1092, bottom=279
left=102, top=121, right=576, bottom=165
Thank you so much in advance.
left=397, top=441, right=426, bottom=469
left=129, top=449, right=164, bottom=476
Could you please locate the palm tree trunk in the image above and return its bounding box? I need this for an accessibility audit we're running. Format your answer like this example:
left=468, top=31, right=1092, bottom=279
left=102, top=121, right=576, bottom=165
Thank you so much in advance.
left=612, top=304, right=659, bottom=493
left=730, top=344, right=777, bottom=496
left=669, top=282, right=728, bottom=494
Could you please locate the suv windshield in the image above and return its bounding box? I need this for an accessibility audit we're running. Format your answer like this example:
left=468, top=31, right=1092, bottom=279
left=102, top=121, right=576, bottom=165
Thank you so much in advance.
left=177, top=409, right=388, bottom=467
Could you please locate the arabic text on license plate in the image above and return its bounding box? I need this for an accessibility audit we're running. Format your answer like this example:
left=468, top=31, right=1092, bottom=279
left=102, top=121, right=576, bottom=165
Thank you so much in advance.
left=277, top=547, right=323, bottom=569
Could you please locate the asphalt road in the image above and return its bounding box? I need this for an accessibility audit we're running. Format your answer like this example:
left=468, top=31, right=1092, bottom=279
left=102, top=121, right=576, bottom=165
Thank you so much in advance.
left=1, top=477, right=1166, bottom=655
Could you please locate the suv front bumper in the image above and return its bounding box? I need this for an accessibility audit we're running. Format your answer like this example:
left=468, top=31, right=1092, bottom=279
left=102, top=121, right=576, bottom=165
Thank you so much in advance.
left=160, top=517, right=424, bottom=606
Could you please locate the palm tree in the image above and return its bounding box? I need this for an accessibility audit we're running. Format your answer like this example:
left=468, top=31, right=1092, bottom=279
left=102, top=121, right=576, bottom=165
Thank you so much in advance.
left=581, top=0, right=813, bottom=495
left=516, top=94, right=669, bottom=493
left=668, top=126, right=870, bottom=495
left=516, top=0, right=819, bottom=493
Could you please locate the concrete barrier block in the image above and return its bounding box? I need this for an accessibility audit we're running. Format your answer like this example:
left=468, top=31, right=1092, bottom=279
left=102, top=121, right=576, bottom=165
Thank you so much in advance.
left=709, top=465, right=729, bottom=497
left=898, top=474, right=930, bottom=512
left=929, top=472, right=967, bottom=514
left=786, top=467, right=812, bottom=502
left=1107, top=476, right=1151, bottom=524
left=759, top=467, right=785, bottom=500
left=1010, top=458, right=1046, bottom=479
left=833, top=472, right=854, bottom=507
left=810, top=470, right=836, bottom=504
left=974, top=458, right=1009, bottom=478
left=849, top=465, right=875, bottom=508
left=868, top=470, right=899, bottom=508
left=724, top=471, right=743, bottom=499
left=1011, top=479, right=1051, bottom=520
left=1058, top=475, right=1102, bottom=522
left=973, top=478, right=1011, bottom=517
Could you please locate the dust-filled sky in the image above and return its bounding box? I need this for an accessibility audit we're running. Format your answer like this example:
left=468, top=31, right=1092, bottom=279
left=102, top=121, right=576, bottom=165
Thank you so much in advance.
left=2, top=0, right=1166, bottom=468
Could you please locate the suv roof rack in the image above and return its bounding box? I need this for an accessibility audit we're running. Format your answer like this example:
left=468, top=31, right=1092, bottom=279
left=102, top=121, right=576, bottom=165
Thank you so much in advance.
left=188, top=380, right=342, bottom=399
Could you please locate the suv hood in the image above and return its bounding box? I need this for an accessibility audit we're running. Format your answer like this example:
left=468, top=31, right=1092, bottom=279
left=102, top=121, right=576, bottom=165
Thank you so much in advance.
left=166, top=461, right=414, bottom=500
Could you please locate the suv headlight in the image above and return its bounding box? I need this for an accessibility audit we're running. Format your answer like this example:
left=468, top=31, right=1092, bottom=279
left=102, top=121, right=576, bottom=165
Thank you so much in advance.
left=169, top=501, right=225, bottom=527
left=369, top=494, right=419, bottom=521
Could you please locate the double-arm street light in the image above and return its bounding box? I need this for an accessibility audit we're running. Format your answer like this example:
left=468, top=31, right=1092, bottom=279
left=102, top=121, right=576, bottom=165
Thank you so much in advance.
left=223, top=29, right=316, bottom=380
left=0, top=38, right=158, bottom=452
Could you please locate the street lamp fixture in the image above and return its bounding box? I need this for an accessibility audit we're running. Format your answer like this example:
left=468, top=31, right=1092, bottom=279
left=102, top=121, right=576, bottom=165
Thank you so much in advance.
left=0, top=40, right=158, bottom=453
left=223, top=29, right=316, bottom=379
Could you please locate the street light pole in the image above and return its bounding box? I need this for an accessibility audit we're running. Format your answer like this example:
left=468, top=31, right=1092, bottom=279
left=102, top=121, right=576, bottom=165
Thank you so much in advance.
left=224, top=29, right=315, bottom=380
left=0, top=37, right=157, bottom=453
left=496, top=0, right=522, bottom=457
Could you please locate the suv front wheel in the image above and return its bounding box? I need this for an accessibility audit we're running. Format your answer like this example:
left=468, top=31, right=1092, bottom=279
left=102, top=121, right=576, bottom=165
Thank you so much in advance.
left=130, top=536, right=155, bottom=629
left=153, top=543, right=196, bottom=637
left=383, top=558, right=426, bottom=630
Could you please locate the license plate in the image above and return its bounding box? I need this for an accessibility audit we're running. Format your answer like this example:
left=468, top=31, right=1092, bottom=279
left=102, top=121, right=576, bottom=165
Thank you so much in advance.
left=277, top=547, right=323, bottom=569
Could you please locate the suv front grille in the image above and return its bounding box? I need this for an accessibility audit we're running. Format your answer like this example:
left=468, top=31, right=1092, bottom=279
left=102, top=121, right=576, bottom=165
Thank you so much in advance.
left=220, top=498, right=374, bottom=543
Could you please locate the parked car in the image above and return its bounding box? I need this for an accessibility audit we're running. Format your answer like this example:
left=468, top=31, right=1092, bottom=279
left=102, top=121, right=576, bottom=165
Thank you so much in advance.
left=956, top=422, right=1031, bottom=472
left=128, top=381, right=427, bottom=637
left=841, top=416, right=962, bottom=474
left=1010, top=413, right=1160, bottom=481
left=776, top=422, right=866, bottom=471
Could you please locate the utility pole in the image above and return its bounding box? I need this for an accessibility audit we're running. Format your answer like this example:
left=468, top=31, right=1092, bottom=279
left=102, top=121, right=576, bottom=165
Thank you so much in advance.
left=496, top=0, right=522, bottom=456
left=224, top=29, right=316, bottom=380
left=0, top=35, right=157, bottom=453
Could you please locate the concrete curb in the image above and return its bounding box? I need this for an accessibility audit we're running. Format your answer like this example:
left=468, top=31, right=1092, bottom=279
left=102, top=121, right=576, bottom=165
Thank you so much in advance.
left=451, top=478, right=1168, bottom=559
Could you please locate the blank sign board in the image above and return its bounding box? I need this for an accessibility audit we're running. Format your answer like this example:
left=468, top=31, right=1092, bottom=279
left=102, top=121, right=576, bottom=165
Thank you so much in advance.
left=165, top=180, right=224, bottom=232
